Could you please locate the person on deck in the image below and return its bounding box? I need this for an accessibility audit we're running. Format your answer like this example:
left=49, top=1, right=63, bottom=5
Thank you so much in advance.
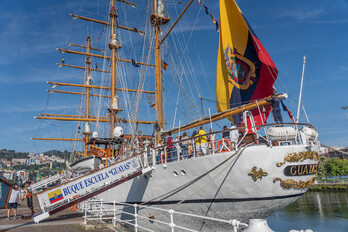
left=192, top=131, right=199, bottom=156
left=230, top=123, right=239, bottom=149
left=23, top=181, right=35, bottom=216
left=267, top=96, right=283, bottom=124
left=181, top=132, right=189, bottom=159
left=209, top=128, right=216, bottom=152
left=198, top=127, right=208, bottom=155
left=7, top=184, right=21, bottom=220
left=156, top=140, right=165, bottom=164
left=222, top=125, right=230, bottom=138
left=174, top=135, right=182, bottom=161
left=167, top=132, right=177, bottom=161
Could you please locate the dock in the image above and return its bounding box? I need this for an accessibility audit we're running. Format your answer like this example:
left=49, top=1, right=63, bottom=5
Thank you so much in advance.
left=0, top=197, right=115, bottom=232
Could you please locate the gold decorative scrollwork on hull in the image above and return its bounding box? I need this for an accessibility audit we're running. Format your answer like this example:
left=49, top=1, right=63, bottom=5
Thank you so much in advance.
left=276, top=151, right=319, bottom=167
left=273, top=176, right=317, bottom=189
left=248, top=166, right=268, bottom=182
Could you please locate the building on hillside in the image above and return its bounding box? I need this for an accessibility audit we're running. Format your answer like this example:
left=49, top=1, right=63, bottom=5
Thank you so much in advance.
left=4, top=172, right=14, bottom=181
left=3, top=161, right=11, bottom=168
left=12, top=158, right=27, bottom=165
left=27, top=159, right=37, bottom=165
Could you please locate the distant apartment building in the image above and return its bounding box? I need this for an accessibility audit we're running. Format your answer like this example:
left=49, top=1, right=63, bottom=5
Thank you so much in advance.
left=4, top=172, right=14, bottom=180
left=27, top=159, right=36, bottom=165
left=3, top=161, right=11, bottom=168
left=12, top=158, right=27, bottom=165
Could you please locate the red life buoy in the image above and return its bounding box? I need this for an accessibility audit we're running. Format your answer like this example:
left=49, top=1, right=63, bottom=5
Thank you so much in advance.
left=217, top=139, right=232, bottom=153
left=97, top=150, right=105, bottom=157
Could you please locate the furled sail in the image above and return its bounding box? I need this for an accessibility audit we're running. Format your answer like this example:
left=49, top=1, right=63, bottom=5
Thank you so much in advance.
left=216, top=0, right=278, bottom=125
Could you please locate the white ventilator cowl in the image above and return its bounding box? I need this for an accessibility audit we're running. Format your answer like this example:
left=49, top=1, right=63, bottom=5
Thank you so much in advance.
left=113, top=126, right=123, bottom=138
left=92, top=131, right=98, bottom=138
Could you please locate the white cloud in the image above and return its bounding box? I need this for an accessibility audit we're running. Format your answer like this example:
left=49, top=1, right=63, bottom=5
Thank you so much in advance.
left=276, top=9, right=326, bottom=20
left=1, top=104, right=72, bottom=113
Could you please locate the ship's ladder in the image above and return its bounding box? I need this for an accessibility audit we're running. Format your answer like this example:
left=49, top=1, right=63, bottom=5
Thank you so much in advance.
left=32, top=156, right=151, bottom=223
left=29, top=173, right=65, bottom=192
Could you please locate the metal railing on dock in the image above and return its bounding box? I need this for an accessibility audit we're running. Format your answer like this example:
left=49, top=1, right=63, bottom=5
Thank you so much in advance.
left=83, top=199, right=248, bottom=232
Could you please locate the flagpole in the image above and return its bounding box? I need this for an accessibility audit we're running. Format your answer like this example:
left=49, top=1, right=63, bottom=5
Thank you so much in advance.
left=296, top=56, right=306, bottom=123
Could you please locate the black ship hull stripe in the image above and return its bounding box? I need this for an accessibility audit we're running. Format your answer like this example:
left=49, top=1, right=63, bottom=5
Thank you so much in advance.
left=107, top=193, right=304, bottom=206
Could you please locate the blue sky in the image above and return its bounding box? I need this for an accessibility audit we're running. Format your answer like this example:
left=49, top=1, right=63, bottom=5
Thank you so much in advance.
left=0, top=0, right=348, bottom=153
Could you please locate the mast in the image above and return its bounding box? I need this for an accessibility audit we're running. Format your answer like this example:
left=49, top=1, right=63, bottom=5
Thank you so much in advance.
left=154, top=0, right=163, bottom=142
left=84, top=36, right=92, bottom=156
left=296, top=55, right=306, bottom=123
left=109, top=0, right=118, bottom=137
left=151, top=0, right=170, bottom=142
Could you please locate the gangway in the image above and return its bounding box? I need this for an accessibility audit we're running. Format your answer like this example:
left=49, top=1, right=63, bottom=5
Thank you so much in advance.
left=29, top=173, right=64, bottom=192
left=33, top=156, right=151, bottom=223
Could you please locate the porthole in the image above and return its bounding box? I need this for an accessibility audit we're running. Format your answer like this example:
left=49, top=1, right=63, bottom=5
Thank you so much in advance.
left=180, top=169, right=187, bottom=176
left=173, top=171, right=179, bottom=176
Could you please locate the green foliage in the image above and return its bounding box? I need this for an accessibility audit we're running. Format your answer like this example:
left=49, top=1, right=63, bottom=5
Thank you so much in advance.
left=0, top=149, right=29, bottom=160
left=318, top=157, right=348, bottom=178
left=44, top=150, right=70, bottom=160
left=309, top=184, right=347, bottom=191
left=318, top=156, right=328, bottom=178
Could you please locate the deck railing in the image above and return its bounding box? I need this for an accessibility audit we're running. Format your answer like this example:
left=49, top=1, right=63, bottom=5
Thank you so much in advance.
left=139, top=122, right=318, bottom=167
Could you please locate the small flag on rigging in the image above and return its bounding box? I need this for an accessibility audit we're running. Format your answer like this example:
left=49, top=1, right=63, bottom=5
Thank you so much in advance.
left=162, top=60, right=168, bottom=70
left=215, top=21, right=220, bottom=32
left=203, top=4, right=209, bottom=14
left=198, top=0, right=202, bottom=6
left=210, top=12, right=214, bottom=21
left=131, top=59, right=140, bottom=67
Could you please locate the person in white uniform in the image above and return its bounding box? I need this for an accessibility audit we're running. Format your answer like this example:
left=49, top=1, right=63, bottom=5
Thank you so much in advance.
left=230, top=123, right=240, bottom=150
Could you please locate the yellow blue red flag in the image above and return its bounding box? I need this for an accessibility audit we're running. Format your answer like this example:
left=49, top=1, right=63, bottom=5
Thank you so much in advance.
left=48, top=189, right=64, bottom=204
left=216, top=0, right=278, bottom=125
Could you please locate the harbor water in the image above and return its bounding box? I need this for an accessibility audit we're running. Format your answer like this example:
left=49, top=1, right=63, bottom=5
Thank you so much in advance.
left=267, top=191, right=348, bottom=232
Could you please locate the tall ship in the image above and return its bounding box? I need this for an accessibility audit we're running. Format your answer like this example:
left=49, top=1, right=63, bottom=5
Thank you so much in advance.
left=32, top=0, right=320, bottom=230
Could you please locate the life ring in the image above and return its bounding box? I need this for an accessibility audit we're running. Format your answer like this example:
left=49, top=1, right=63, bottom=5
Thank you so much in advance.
left=97, top=150, right=105, bottom=157
left=217, top=139, right=232, bottom=153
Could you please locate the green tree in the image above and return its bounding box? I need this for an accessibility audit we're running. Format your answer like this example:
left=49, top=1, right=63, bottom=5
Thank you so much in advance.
left=318, top=156, right=328, bottom=179
left=326, top=157, right=347, bottom=178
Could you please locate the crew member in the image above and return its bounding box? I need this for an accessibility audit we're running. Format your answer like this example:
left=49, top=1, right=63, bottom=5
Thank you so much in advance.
left=267, top=96, right=283, bottom=124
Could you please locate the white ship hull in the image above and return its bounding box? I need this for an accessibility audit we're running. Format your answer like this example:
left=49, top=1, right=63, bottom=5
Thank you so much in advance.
left=93, top=143, right=319, bottom=230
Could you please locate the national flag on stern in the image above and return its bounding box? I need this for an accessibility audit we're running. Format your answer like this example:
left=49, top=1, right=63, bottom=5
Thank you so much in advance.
left=48, top=189, right=64, bottom=204
left=216, top=0, right=278, bottom=126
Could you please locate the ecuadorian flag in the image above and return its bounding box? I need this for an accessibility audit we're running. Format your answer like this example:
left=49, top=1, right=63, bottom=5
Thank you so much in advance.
left=216, top=0, right=278, bottom=125
left=48, top=189, right=64, bottom=204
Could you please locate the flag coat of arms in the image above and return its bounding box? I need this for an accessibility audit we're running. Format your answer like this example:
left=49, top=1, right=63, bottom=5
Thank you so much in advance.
left=216, top=0, right=278, bottom=125
left=48, top=189, right=64, bottom=204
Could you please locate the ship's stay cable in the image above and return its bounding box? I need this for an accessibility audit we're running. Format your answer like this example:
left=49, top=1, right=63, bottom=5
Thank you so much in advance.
left=163, top=32, right=200, bottom=123
left=141, top=144, right=248, bottom=206
left=119, top=3, right=154, bottom=138
left=174, top=4, right=205, bottom=107
left=95, top=0, right=112, bottom=136
left=164, top=3, right=203, bottom=122
left=114, top=144, right=250, bottom=223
